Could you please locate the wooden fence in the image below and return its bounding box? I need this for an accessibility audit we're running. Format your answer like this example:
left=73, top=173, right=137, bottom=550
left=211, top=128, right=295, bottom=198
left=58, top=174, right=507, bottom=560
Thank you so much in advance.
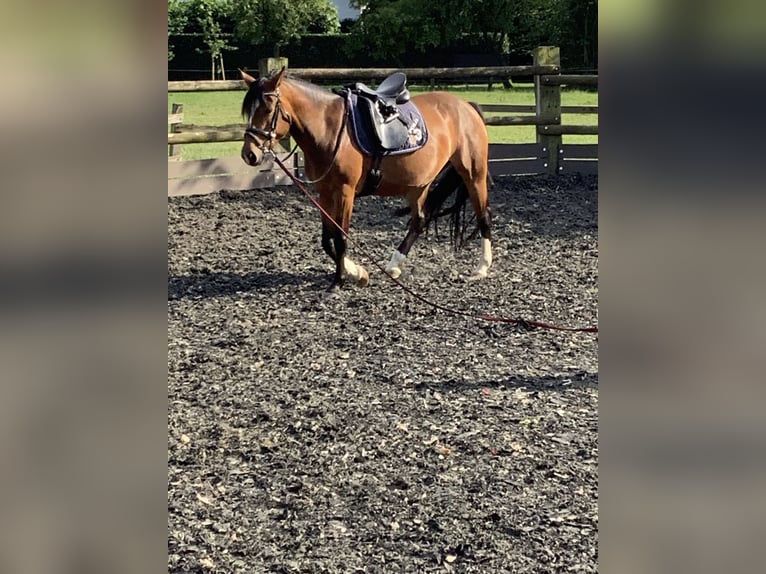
left=168, top=152, right=301, bottom=197
left=168, top=103, right=184, bottom=160
left=168, top=46, right=597, bottom=196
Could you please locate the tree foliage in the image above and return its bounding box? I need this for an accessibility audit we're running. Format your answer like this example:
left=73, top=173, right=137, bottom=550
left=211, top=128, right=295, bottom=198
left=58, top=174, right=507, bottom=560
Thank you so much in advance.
left=229, top=0, right=340, bottom=56
left=168, top=0, right=596, bottom=69
left=193, top=0, right=237, bottom=59
left=168, top=0, right=190, bottom=61
left=347, top=0, right=596, bottom=67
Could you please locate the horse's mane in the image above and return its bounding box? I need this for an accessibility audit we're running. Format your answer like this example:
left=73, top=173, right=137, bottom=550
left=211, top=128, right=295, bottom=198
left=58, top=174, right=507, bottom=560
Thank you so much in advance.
left=241, top=71, right=336, bottom=119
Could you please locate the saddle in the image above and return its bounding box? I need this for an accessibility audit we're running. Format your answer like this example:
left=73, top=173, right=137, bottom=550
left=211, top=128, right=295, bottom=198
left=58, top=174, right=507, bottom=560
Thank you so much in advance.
left=334, top=72, right=428, bottom=195
left=335, top=72, right=426, bottom=154
left=350, top=72, right=411, bottom=106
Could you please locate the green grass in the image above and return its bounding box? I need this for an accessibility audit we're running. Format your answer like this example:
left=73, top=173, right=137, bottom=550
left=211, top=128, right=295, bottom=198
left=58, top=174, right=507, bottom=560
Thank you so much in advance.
left=169, top=84, right=597, bottom=161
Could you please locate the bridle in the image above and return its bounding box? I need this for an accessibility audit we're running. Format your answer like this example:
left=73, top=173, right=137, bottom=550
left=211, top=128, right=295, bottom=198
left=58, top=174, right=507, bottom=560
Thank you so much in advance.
left=243, top=83, right=350, bottom=186
left=244, top=88, right=291, bottom=152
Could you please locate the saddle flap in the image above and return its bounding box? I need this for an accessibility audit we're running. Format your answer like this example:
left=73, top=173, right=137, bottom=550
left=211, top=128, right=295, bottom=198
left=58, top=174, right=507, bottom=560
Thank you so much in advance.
left=343, top=85, right=428, bottom=157
left=357, top=97, right=409, bottom=151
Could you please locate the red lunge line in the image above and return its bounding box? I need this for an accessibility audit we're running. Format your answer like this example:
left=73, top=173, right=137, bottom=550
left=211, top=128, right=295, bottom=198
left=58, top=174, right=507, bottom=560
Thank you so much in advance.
left=272, top=154, right=598, bottom=334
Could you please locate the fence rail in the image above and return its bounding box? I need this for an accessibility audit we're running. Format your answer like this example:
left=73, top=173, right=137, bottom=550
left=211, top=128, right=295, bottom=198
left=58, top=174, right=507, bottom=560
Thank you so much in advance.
left=169, top=128, right=244, bottom=145
left=168, top=101, right=597, bottom=146
left=168, top=111, right=577, bottom=145
left=167, top=65, right=560, bottom=92
left=538, top=125, right=598, bottom=136
left=540, top=74, right=598, bottom=86
left=479, top=104, right=598, bottom=114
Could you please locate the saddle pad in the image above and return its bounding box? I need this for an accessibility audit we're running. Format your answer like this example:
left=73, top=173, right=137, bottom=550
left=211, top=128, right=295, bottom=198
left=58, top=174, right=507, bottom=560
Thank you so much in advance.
left=346, top=93, right=428, bottom=157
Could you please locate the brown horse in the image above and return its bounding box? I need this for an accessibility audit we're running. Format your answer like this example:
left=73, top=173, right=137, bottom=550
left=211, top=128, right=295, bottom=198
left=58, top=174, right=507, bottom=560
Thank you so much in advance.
left=240, top=68, right=492, bottom=287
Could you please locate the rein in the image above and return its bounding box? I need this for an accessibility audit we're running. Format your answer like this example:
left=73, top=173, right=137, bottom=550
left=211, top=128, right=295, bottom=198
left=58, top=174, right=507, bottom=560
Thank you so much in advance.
left=269, top=152, right=598, bottom=334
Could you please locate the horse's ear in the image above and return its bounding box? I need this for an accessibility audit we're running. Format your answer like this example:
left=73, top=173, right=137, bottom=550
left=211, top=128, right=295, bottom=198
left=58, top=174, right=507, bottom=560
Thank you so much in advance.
left=239, top=69, right=257, bottom=86
left=276, top=66, right=286, bottom=84
left=264, top=66, right=286, bottom=90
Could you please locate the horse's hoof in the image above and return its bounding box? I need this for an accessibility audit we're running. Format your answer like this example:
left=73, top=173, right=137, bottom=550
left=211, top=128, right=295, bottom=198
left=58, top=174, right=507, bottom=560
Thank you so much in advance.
left=358, top=268, right=370, bottom=287
left=469, top=270, right=488, bottom=281
left=386, top=267, right=402, bottom=280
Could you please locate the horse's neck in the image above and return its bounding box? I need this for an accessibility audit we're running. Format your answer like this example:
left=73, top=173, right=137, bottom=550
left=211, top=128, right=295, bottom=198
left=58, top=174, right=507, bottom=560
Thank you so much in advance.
left=283, top=81, right=344, bottom=157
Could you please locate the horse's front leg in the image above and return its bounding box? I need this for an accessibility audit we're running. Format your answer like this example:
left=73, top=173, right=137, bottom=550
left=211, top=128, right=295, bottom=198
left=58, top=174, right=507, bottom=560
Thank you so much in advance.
left=320, top=187, right=369, bottom=288
left=320, top=221, right=343, bottom=290
left=331, top=225, right=346, bottom=288
left=321, top=222, right=337, bottom=263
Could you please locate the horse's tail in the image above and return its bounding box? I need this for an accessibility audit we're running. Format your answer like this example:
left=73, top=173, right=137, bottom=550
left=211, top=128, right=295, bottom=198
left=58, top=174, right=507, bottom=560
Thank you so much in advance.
left=423, top=164, right=470, bottom=251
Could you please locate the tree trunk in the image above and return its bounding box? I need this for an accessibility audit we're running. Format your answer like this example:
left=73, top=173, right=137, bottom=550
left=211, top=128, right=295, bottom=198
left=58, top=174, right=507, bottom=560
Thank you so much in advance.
left=583, top=7, right=589, bottom=66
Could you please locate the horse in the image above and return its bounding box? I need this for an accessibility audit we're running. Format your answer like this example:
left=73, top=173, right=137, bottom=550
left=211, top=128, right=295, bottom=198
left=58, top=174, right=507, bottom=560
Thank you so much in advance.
left=239, top=67, right=492, bottom=288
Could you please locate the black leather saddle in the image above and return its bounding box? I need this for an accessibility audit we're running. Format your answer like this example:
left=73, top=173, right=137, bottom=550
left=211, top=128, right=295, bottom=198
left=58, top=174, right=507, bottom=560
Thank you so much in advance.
left=335, top=72, right=422, bottom=152
left=349, top=72, right=411, bottom=107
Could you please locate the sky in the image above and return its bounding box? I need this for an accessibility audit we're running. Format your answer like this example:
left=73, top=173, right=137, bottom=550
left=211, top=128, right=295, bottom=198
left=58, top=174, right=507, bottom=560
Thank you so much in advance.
left=331, top=0, right=361, bottom=20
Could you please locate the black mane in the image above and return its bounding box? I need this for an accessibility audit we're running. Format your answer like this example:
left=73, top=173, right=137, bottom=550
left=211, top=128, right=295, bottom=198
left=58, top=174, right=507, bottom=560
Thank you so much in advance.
left=241, top=71, right=335, bottom=119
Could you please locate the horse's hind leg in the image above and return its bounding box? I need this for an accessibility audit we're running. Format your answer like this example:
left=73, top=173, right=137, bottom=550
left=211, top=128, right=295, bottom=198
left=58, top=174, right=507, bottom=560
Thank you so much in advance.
left=385, top=190, right=427, bottom=279
left=453, top=153, right=492, bottom=280
left=471, top=210, right=492, bottom=280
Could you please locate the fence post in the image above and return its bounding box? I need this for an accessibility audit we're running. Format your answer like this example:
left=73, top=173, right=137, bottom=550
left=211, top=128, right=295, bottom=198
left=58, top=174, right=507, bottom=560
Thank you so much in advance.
left=168, top=103, right=183, bottom=159
left=533, top=46, right=561, bottom=174
left=258, top=57, right=289, bottom=77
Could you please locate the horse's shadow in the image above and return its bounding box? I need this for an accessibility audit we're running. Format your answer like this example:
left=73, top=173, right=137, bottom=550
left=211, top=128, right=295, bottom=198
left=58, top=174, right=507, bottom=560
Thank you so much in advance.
left=167, top=269, right=328, bottom=300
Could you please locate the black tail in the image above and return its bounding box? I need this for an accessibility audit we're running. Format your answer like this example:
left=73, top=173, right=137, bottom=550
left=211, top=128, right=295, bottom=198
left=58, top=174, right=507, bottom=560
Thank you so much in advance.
left=423, top=164, right=470, bottom=251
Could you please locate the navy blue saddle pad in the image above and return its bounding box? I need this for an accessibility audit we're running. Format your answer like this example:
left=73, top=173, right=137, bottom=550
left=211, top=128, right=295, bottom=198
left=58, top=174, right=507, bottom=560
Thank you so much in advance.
left=344, top=92, right=428, bottom=157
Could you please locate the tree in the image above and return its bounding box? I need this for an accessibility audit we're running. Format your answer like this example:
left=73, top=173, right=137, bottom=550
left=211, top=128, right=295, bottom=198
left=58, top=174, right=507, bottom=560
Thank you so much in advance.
left=562, top=0, right=597, bottom=68
left=230, top=0, right=340, bottom=56
left=168, top=0, right=189, bottom=61
left=191, top=0, right=237, bottom=79
left=345, top=1, right=419, bottom=62
left=346, top=0, right=595, bottom=68
left=347, top=0, right=513, bottom=62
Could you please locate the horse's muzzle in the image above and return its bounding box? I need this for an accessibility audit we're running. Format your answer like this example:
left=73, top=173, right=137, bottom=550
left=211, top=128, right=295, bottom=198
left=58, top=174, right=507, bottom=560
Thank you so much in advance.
left=241, top=144, right=263, bottom=166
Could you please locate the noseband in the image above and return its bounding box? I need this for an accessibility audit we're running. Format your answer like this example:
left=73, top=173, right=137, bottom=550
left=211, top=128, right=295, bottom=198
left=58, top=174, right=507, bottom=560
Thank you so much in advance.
left=244, top=88, right=291, bottom=152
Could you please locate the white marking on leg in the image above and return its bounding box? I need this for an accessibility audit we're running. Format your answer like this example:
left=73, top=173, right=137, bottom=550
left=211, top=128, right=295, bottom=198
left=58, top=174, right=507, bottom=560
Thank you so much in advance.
left=357, top=266, right=369, bottom=287
left=470, top=238, right=492, bottom=280
left=343, top=256, right=369, bottom=286
left=343, top=256, right=359, bottom=280
left=385, top=250, right=407, bottom=279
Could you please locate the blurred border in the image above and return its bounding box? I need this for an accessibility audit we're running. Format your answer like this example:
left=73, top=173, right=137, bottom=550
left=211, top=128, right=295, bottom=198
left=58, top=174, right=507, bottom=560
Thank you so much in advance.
left=3, top=1, right=766, bottom=572
left=601, top=2, right=766, bottom=573
left=0, top=2, right=168, bottom=572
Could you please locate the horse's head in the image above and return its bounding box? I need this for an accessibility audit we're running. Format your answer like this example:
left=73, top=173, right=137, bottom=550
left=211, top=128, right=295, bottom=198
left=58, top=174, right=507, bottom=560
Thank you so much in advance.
left=240, top=67, right=291, bottom=166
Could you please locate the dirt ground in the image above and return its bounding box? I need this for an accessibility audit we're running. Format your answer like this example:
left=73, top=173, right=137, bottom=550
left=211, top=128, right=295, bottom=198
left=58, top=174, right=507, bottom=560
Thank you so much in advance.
left=168, top=174, right=598, bottom=573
